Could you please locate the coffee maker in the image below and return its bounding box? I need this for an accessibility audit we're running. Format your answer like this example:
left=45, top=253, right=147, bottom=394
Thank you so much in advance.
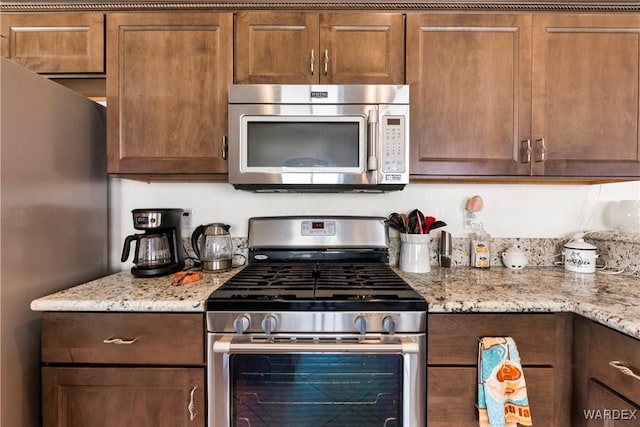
left=121, top=208, right=185, bottom=277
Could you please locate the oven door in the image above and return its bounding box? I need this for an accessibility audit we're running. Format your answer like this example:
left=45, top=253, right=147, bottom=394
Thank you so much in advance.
left=208, top=333, right=425, bottom=427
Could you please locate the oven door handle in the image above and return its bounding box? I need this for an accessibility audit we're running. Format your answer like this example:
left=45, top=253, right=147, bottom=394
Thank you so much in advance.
left=213, top=336, right=419, bottom=354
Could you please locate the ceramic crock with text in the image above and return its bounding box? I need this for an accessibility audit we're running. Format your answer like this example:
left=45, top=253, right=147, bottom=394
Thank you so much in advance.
left=563, top=237, right=598, bottom=274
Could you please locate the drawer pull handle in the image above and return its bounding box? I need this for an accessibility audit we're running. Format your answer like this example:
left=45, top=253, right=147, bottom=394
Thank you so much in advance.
left=609, top=361, right=640, bottom=381
left=188, top=386, right=197, bottom=421
left=103, top=336, right=139, bottom=345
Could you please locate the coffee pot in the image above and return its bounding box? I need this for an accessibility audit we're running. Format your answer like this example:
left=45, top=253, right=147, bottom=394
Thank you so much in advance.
left=191, top=223, right=233, bottom=272
left=121, top=209, right=185, bottom=277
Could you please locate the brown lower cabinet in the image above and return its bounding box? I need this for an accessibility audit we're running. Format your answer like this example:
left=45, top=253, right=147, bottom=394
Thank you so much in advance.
left=573, top=316, right=640, bottom=427
left=427, top=313, right=573, bottom=426
left=40, top=312, right=205, bottom=427
left=42, top=367, right=204, bottom=427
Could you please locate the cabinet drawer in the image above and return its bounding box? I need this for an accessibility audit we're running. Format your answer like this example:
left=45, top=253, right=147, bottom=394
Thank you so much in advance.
left=42, top=312, right=204, bottom=365
left=428, top=314, right=557, bottom=365
left=589, top=322, right=640, bottom=405
left=427, top=367, right=555, bottom=427
left=1, top=13, right=105, bottom=73
left=586, top=379, right=640, bottom=427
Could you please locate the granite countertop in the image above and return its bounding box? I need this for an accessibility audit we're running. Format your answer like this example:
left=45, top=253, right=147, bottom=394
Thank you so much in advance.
left=31, top=266, right=640, bottom=339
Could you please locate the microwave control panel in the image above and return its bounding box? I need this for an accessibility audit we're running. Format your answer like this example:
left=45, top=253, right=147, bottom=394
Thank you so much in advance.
left=381, top=116, right=405, bottom=174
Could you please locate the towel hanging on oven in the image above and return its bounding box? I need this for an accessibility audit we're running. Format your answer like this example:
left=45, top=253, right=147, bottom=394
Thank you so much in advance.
left=477, top=337, right=533, bottom=427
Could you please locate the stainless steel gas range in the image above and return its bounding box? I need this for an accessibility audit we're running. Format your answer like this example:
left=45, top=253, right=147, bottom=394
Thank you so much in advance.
left=206, top=216, right=426, bottom=427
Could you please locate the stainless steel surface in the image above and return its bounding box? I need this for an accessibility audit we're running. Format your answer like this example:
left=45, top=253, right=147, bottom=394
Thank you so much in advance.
left=228, top=84, right=409, bottom=104
left=1, top=59, right=108, bottom=427
left=247, top=215, right=389, bottom=249
left=207, top=311, right=426, bottom=335
left=206, top=214, right=426, bottom=427
left=227, top=84, right=409, bottom=191
left=192, top=223, right=233, bottom=272
left=439, top=230, right=452, bottom=268
left=208, top=332, right=426, bottom=427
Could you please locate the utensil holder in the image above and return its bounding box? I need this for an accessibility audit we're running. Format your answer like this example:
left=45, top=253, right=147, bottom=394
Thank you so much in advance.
left=399, top=233, right=431, bottom=273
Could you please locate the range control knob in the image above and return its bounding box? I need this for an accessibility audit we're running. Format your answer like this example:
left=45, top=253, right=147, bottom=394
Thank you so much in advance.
left=382, top=316, right=396, bottom=335
left=261, top=315, right=278, bottom=335
left=354, top=315, right=369, bottom=335
left=233, top=315, right=250, bottom=334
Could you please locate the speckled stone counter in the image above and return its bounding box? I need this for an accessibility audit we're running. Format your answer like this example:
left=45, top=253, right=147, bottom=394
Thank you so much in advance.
left=31, top=266, right=640, bottom=339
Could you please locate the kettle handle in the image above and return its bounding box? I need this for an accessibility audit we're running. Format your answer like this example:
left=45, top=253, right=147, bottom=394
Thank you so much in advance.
left=121, top=234, right=140, bottom=262
left=191, top=224, right=206, bottom=260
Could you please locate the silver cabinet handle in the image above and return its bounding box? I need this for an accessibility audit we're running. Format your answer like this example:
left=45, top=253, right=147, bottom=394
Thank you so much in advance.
left=609, top=360, right=640, bottom=381
left=323, top=49, right=329, bottom=75
left=535, top=138, right=546, bottom=162
left=102, top=336, right=139, bottom=345
left=520, top=139, right=531, bottom=163
left=188, top=386, right=197, bottom=421
left=310, top=49, right=315, bottom=75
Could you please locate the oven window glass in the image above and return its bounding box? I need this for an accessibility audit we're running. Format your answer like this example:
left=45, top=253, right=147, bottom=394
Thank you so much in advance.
left=230, top=353, right=403, bottom=427
left=246, top=122, right=361, bottom=169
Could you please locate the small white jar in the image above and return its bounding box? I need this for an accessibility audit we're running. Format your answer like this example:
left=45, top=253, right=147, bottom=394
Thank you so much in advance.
left=563, top=238, right=598, bottom=274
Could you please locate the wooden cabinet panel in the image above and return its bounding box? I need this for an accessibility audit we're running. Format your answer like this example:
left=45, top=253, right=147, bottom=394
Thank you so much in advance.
left=427, top=313, right=572, bottom=426
left=428, top=313, right=557, bottom=365
left=531, top=14, right=640, bottom=177
left=235, top=12, right=404, bottom=84
left=42, top=312, right=204, bottom=365
left=585, top=380, right=640, bottom=427
left=42, top=367, right=205, bottom=427
left=319, top=13, right=404, bottom=84
left=428, top=367, right=555, bottom=427
left=107, top=12, right=232, bottom=175
left=235, top=12, right=318, bottom=84
left=0, top=13, right=104, bottom=73
left=588, top=322, right=640, bottom=405
left=407, top=13, right=532, bottom=177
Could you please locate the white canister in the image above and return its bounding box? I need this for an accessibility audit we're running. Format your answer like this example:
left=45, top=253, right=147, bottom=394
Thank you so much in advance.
left=563, top=238, right=598, bottom=274
left=399, top=233, right=431, bottom=273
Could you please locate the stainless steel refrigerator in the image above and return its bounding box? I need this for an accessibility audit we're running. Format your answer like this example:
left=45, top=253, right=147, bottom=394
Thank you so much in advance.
left=0, top=58, right=109, bottom=427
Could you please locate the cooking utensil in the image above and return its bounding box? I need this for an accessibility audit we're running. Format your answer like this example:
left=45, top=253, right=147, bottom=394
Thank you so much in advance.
left=386, top=212, right=407, bottom=233
left=408, top=209, right=426, bottom=234
left=429, top=220, right=447, bottom=232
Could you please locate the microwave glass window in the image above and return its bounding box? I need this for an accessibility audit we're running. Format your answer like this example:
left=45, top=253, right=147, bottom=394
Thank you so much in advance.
left=247, top=122, right=360, bottom=168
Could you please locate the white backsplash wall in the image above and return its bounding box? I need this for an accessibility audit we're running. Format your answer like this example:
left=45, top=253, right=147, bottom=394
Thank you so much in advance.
left=109, top=179, right=640, bottom=272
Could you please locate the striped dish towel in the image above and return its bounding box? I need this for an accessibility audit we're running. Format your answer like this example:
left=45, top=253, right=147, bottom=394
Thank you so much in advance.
left=477, top=337, right=533, bottom=427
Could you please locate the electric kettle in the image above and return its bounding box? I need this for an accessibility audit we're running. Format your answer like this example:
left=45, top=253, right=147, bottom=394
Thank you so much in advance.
left=191, top=223, right=233, bottom=271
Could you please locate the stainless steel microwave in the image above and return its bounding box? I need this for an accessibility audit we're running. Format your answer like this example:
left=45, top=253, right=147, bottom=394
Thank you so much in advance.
left=227, top=84, right=409, bottom=192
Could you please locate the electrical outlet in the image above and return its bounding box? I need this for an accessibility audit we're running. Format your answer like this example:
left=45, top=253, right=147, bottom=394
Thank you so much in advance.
left=181, top=209, right=192, bottom=235
left=463, top=210, right=481, bottom=229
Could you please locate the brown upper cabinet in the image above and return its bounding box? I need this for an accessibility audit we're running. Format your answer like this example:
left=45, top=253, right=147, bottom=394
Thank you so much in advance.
left=0, top=13, right=105, bottom=73
left=408, top=13, right=640, bottom=179
left=235, top=12, right=405, bottom=84
left=106, top=12, right=233, bottom=175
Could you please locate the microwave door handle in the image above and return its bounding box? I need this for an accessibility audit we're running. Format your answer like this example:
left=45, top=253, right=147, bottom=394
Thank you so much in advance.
left=367, top=108, right=379, bottom=171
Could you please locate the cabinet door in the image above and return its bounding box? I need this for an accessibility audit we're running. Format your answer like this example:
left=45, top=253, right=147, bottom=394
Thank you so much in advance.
left=585, top=380, right=640, bottom=427
left=0, top=13, right=104, bottom=73
left=319, top=13, right=404, bottom=84
left=532, top=14, right=640, bottom=177
left=42, top=367, right=205, bottom=427
left=235, top=12, right=404, bottom=84
left=407, top=14, right=532, bottom=177
left=428, top=367, right=556, bottom=427
left=107, top=12, right=232, bottom=175
left=235, top=12, right=319, bottom=84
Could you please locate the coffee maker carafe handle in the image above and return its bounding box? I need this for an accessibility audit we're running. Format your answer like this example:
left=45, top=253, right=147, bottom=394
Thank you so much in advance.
left=121, top=234, right=141, bottom=262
